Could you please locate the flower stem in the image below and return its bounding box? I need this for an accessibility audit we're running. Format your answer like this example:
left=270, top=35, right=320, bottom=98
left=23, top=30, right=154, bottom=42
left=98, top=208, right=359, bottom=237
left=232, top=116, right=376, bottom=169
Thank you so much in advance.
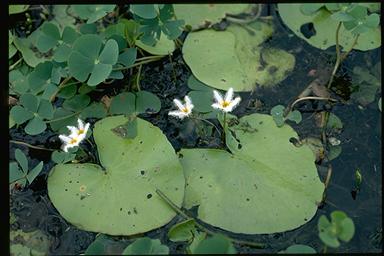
left=222, top=112, right=227, bottom=144
left=192, top=116, right=221, bottom=136
left=113, top=56, right=163, bottom=71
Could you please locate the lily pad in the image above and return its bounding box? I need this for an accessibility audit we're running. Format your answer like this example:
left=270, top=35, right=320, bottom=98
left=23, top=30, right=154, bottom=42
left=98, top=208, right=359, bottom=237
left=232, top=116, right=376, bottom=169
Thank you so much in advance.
left=182, top=21, right=295, bottom=91
left=180, top=113, right=324, bottom=234
left=174, top=4, right=251, bottom=30
left=48, top=116, right=185, bottom=235
left=136, top=32, right=175, bottom=55
left=277, top=4, right=381, bottom=51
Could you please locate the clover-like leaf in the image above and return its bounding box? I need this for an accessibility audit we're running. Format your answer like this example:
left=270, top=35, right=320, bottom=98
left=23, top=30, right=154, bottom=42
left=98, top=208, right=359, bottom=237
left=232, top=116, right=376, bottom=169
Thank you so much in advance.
left=118, top=48, right=137, bottom=67
left=47, top=116, right=185, bottom=235
left=130, top=5, right=157, bottom=19
left=109, top=92, right=136, bottom=116
left=279, top=244, right=316, bottom=254
left=36, top=22, right=61, bottom=53
left=10, top=105, right=34, bottom=125
left=135, top=91, right=161, bottom=114
left=15, top=149, right=28, bottom=174
left=25, top=116, right=47, bottom=135
left=192, top=234, right=236, bottom=254
left=68, top=35, right=119, bottom=86
left=10, top=162, right=24, bottom=184
left=9, top=5, right=30, bottom=14
left=71, top=5, right=116, bottom=23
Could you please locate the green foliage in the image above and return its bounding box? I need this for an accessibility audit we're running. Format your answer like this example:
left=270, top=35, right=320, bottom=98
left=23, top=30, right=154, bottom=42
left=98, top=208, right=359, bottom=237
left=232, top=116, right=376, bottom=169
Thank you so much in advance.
left=131, top=4, right=184, bottom=46
left=271, top=105, right=302, bottom=127
left=327, top=145, right=342, bottom=161
left=109, top=91, right=161, bottom=116
left=326, top=113, right=343, bottom=130
left=68, top=34, right=119, bottom=86
left=122, top=237, right=169, bottom=255
left=318, top=211, right=355, bottom=248
left=279, top=244, right=316, bottom=253
left=84, top=234, right=126, bottom=255
left=350, top=63, right=381, bottom=106
left=187, top=75, right=215, bottom=113
left=183, top=21, right=295, bottom=91
left=180, top=114, right=324, bottom=234
left=13, top=36, right=49, bottom=67
left=10, top=149, right=44, bottom=187
left=118, top=48, right=137, bottom=67
left=278, top=3, right=381, bottom=51
left=9, top=5, right=30, bottom=14
left=174, top=4, right=251, bottom=30
left=10, top=229, right=50, bottom=256
left=167, top=219, right=197, bottom=242
left=10, top=94, right=54, bottom=135
left=47, top=116, right=185, bottom=236
left=9, top=31, right=18, bottom=59
left=51, top=150, right=76, bottom=164
left=191, top=234, right=236, bottom=254
left=71, top=5, right=116, bottom=23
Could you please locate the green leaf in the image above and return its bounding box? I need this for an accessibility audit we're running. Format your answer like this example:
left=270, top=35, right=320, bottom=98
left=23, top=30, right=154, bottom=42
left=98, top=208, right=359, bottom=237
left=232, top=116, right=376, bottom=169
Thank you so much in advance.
left=63, top=94, right=91, bottom=111
left=122, top=237, right=169, bottom=255
left=118, top=48, right=137, bottom=67
left=71, top=5, right=116, bottom=23
left=326, top=113, right=343, bottom=130
left=68, top=52, right=94, bottom=82
left=80, top=102, right=107, bottom=119
left=37, top=100, right=54, bottom=120
left=187, top=75, right=212, bottom=91
left=338, top=218, right=355, bottom=242
left=99, top=39, right=119, bottom=65
left=13, top=36, right=46, bottom=67
left=136, top=31, right=175, bottom=55
left=330, top=11, right=355, bottom=22
left=87, top=63, right=112, bottom=86
left=278, top=4, right=381, bottom=51
left=15, top=149, right=28, bottom=173
left=9, top=70, right=30, bottom=94
left=135, top=91, right=161, bottom=114
left=130, top=5, right=157, bottom=19
left=162, top=20, right=184, bottom=40
left=49, top=107, right=77, bottom=132
left=180, top=114, right=324, bottom=234
left=9, top=5, right=29, bottom=14
left=110, top=92, right=136, bottom=116
left=79, top=23, right=98, bottom=34
left=57, top=84, right=77, bottom=99
left=36, top=22, right=61, bottom=53
left=51, top=150, right=76, bottom=164
left=286, top=110, right=302, bottom=124
left=28, top=61, right=54, bottom=93
left=183, top=21, right=294, bottom=91
left=327, top=145, right=342, bottom=161
left=9, top=44, right=17, bottom=59
left=41, top=84, right=59, bottom=101
left=9, top=116, right=16, bottom=129
left=20, top=93, right=39, bottom=113
left=192, top=234, right=236, bottom=254
left=124, top=117, right=138, bottom=139
left=365, top=13, right=380, bottom=28
left=9, top=162, right=24, bottom=183
left=48, top=116, right=185, bottom=235
left=26, top=161, right=44, bottom=184
left=378, top=97, right=381, bottom=112
left=319, top=232, right=340, bottom=248
left=10, top=106, right=34, bottom=124
left=53, top=44, right=72, bottom=62
left=168, top=219, right=196, bottom=242
left=78, top=84, right=94, bottom=95
left=84, top=234, right=124, bottom=255
left=279, top=244, right=316, bottom=254
left=270, top=105, right=285, bottom=127
left=25, top=116, right=47, bottom=135
left=62, top=26, right=80, bottom=44
left=325, top=4, right=341, bottom=11
left=187, top=91, right=213, bottom=113
left=300, top=4, right=324, bottom=15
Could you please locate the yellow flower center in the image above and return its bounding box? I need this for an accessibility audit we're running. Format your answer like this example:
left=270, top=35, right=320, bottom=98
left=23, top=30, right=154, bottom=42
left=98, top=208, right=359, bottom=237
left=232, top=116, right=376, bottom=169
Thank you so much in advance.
left=78, top=129, right=84, bottom=135
left=70, top=138, right=78, bottom=144
left=182, top=108, right=189, bottom=113
left=221, top=101, right=230, bottom=108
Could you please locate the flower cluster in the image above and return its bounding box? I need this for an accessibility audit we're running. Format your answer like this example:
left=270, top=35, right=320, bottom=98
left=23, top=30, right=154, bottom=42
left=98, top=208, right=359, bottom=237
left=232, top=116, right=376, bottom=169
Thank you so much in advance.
left=168, top=87, right=241, bottom=119
left=59, top=118, right=90, bottom=152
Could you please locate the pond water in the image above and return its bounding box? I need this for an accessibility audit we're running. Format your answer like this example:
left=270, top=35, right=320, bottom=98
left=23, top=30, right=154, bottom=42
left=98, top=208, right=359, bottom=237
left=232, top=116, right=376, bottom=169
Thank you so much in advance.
left=9, top=4, right=382, bottom=254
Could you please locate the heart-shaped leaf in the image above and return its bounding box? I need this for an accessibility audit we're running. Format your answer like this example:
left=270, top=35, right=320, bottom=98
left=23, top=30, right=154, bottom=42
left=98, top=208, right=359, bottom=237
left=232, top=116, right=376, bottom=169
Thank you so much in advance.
left=180, top=114, right=324, bottom=234
left=48, top=116, right=185, bottom=235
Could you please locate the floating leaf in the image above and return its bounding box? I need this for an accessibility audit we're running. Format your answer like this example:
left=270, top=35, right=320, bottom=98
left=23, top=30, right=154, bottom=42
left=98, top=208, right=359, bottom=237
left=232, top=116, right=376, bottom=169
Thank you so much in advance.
left=279, top=244, right=316, bottom=254
left=180, top=114, right=324, bottom=234
left=350, top=64, right=381, bottom=106
left=326, top=113, right=343, bottom=130
left=51, top=150, right=76, bottom=164
left=122, top=237, right=169, bottom=255
left=135, top=90, right=161, bottom=114
left=168, top=219, right=197, bottom=242
left=26, top=161, right=44, bottom=184
left=85, top=234, right=126, bottom=255
left=48, top=116, right=185, bottom=235
left=25, top=116, right=47, bottom=135
left=80, top=102, right=107, bottom=119
left=15, top=149, right=28, bottom=173
left=286, top=110, right=302, bottom=124
left=109, top=92, right=135, bottom=116
left=191, top=234, right=236, bottom=254
left=9, top=162, right=24, bottom=183
left=174, top=4, right=250, bottom=30
left=278, top=3, right=381, bottom=51
left=63, top=94, right=91, bottom=112
left=9, top=5, right=29, bottom=14
left=130, top=5, right=157, bottom=19
left=183, top=21, right=295, bottom=91
left=71, top=5, right=116, bottom=23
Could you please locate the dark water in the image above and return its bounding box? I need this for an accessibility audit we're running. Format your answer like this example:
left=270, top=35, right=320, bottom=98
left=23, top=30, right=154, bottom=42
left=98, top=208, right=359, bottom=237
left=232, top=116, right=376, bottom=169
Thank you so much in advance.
left=9, top=4, right=382, bottom=254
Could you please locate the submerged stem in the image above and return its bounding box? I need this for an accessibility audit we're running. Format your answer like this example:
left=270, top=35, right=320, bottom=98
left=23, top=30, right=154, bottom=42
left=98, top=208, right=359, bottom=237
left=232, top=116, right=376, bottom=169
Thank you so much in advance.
left=156, top=189, right=266, bottom=248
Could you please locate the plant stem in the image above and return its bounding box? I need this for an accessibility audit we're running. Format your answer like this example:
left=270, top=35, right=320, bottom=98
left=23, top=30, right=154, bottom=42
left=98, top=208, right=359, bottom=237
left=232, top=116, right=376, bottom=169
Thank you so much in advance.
left=9, top=58, right=23, bottom=71
left=45, top=111, right=81, bottom=124
left=168, top=53, right=177, bottom=84
left=135, top=64, right=142, bottom=91
left=285, top=97, right=338, bottom=117
left=113, top=57, right=163, bottom=71
left=192, top=116, right=221, bottom=136
left=156, top=189, right=266, bottom=248
left=10, top=140, right=55, bottom=151
left=222, top=112, right=227, bottom=144
left=50, top=76, right=73, bottom=102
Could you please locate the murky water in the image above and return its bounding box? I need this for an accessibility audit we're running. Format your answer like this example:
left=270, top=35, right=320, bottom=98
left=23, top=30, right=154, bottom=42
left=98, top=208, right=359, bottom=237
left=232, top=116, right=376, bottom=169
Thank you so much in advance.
left=9, top=4, right=382, bottom=254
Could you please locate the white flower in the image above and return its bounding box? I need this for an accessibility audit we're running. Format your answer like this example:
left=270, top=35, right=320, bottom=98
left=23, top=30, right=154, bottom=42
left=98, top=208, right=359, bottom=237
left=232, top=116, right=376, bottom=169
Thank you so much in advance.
left=59, top=118, right=90, bottom=152
left=59, top=134, right=81, bottom=152
left=168, top=96, right=194, bottom=119
left=212, top=88, right=241, bottom=112
left=66, top=119, right=90, bottom=141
